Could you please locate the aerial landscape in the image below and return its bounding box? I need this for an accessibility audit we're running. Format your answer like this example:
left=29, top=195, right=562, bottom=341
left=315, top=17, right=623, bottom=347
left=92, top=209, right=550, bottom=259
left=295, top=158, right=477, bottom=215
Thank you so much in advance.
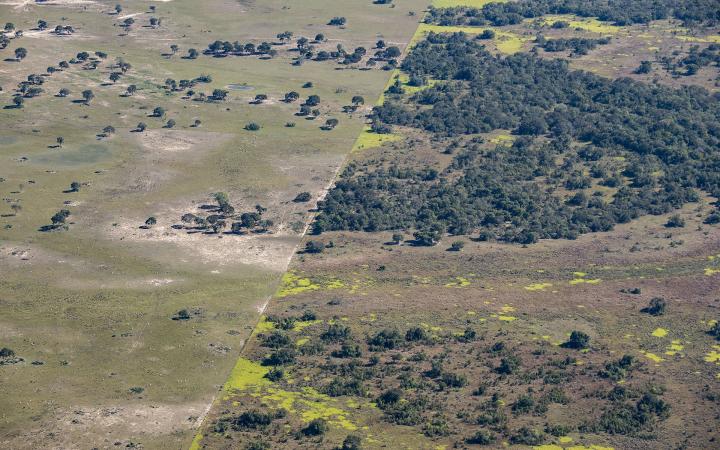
left=1, top=0, right=719, bottom=449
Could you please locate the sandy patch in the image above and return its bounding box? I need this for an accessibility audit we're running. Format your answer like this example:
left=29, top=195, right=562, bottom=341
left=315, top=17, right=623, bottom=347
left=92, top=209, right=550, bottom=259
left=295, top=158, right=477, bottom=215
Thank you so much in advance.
left=134, top=129, right=230, bottom=155
left=107, top=218, right=300, bottom=272
left=2, top=401, right=207, bottom=450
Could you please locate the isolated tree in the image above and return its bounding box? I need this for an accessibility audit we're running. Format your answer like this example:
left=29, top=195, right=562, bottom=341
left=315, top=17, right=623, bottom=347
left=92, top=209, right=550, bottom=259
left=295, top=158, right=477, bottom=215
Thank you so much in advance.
left=213, top=192, right=230, bottom=210
left=391, top=233, right=403, bottom=244
left=635, top=60, right=652, bottom=74
left=51, top=209, right=71, bottom=226
left=384, top=46, right=401, bottom=58
left=187, top=48, right=198, bottom=59
left=297, top=37, right=309, bottom=50
left=115, top=4, right=122, bottom=14
left=277, top=31, right=293, bottom=43
left=165, top=119, right=176, bottom=128
left=102, top=125, right=115, bottom=135
left=152, top=106, right=165, bottom=117
left=12, top=95, right=24, bottom=108
left=37, top=20, right=48, bottom=31
left=136, top=122, right=147, bottom=132
left=324, top=118, right=339, bottom=129
left=284, top=91, right=300, bottom=102
left=642, top=297, right=666, bottom=316
left=109, top=72, right=121, bottom=83
left=314, top=33, right=325, bottom=42
left=710, top=321, right=720, bottom=340
left=211, top=89, right=228, bottom=101
left=170, top=44, right=179, bottom=54
left=117, top=60, right=132, bottom=72
left=351, top=95, right=364, bottom=106
left=293, top=192, right=311, bottom=203
left=564, top=331, right=590, bottom=349
left=480, top=29, right=495, bottom=39
left=149, top=17, right=160, bottom=28
left=4, top=23, right=15, bottom=32
left=56, top=137, right=64, bottom=148
left=58, top=88, right=70, bottom=97
left=10, top=204, right=22, bottom=215
left=192, top=119, right=202, bottom=128
left=665, top=214, right=685, bottom=228
left=14, top=47, right=27, bottom=61
left=126, top=84, right=137, bottom=96
left=376, top=39, right=386, bottom=49
left=328, top=17, right=346, bottom=26
left=81, top=89, right=94, bottom=104
left=69, top=181, right=81, bottom=192
left=145, top=217, right=157, bottom=227
left=59, top=60, right=70, bottom=69
left=305, top=240, right=325, bottom=253
left=245, top=122, right=261, bottom=131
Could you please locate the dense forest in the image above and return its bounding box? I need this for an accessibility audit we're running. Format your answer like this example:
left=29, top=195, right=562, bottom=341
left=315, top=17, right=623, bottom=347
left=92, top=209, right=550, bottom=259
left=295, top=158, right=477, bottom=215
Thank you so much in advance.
left=313, top=33, right=720, bottom=244
left=424, top=0, right=720, bottom=27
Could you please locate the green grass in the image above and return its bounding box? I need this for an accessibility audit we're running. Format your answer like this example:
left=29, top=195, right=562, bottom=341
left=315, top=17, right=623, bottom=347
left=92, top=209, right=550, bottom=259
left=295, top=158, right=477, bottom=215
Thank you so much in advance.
left=0, top=0, right=429, bottom=447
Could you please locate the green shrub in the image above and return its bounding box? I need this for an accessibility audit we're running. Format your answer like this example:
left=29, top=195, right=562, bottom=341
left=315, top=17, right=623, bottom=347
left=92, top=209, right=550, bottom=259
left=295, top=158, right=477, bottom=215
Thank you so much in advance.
left=563, top=331, right=590, bottom=349
left=302, top=418, right=328, bottom=436
left=466, top=429, right=496, bottom=445
left=262, top=348, right=296, bottom=366
left=641, top=297, right=666, bottom=316
left=321, top=324, right=352, bottom=342
left=367, top=329, right=403, bottom=350
left=510, top=427, right=545, bottom=445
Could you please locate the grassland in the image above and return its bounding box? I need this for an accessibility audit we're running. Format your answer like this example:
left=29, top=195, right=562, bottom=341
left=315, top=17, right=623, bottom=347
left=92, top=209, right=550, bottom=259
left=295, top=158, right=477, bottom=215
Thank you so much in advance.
left=192, top=2, right=720, bottom=449
left=0, top=0, right=428, bottom=448
left=3, top=0, right=720, bottom=449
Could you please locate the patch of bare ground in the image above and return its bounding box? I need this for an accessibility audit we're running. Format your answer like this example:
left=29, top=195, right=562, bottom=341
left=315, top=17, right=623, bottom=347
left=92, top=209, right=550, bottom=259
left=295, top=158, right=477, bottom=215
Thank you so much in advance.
left=2, top=401, right=207, bottom=450
left=106, top=217, right=300, bottom=272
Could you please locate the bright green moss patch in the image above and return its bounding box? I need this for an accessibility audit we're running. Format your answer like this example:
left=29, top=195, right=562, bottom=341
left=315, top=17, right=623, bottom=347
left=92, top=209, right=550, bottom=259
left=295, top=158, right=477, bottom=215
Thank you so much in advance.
left=352, top=126, right=404, bottom=152
left=254, top=316, right=275, bottom=334
left=494, top=30, right=528, bottom=54
left=397, top=72, right=441, bottom=95
left=276, top=272, right=345, bottom=298
left=705, top=349, right=720, bottom=364
left=569, top=272, right=601, bottom=285
left=188, top=433, right=203, bottom=450
left=445, top=276, right=471, bottom=287
left=293, top=319, right=322, bottom=332
left=224, top=358, right=270, bottom=392
left=525, top=282, right=553, bottom=291
left=639, top=351, right=664, bottom=363
left=538, top=14, right=621, bottom=34
left=258, top=386, right=359, bottom=430
left=666, top=340, right=684, bottom=356
left=651, top=328, right=668, bottom=338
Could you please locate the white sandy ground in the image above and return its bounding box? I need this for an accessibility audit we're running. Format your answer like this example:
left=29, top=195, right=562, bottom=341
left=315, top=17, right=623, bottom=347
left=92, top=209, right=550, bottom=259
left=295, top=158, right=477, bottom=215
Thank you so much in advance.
left=0, top=0, right=97, bottom=9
